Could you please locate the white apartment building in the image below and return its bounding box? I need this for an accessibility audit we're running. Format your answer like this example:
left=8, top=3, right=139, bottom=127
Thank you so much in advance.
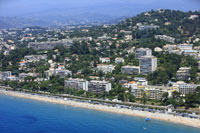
left=177, top=43, right=193, bottom=51
left=155, top=35, right=175, bottom=43
left=115, top=57, right=124, bottom=64
left=65, top=78, right=88, bottom=91
left=100, top=57, right=110, bottom=63
left=64, top=79, right=112, bottom=94
left=97, top=64, right=115, bottom=73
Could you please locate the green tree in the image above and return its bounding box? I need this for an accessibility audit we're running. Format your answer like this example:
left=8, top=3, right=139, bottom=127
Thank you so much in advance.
left=140, top=91, right=148, bottom=105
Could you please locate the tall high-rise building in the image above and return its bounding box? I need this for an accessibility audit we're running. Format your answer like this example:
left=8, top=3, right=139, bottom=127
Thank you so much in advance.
left=135, top=48, right=152, bottom=59
left=139, top=56, right=157, bottom=75
left=198, top=61, right=200, bottom=70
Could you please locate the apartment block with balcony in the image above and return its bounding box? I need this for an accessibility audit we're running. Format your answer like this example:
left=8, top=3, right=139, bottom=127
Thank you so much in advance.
left=176, top=67, right=191, bottom=80
left=64, top=78, right=88, bottom=91
left=88, top=80, right=112, bottom=94
left=121, top=66, right=140, bottom=75
left=97, top=64, right=115, bottom=74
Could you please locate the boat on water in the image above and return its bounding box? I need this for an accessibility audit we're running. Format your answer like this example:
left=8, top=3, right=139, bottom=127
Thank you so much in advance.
left=145, top=118, right=151, bottom=122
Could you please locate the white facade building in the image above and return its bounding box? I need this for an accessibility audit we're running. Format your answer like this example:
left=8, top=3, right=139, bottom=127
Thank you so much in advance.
left=155, top=35, right=175, bottom=43
left=97, top=64, right=115, bottom=73
left=65, top=78, right=88, bottom=91
left=115, top=57, right=124, bottom=64
left=45, top=68, right=72, bottom=79
left=100, top=57, right=110, bottom=63
left=177, top=44, right=193, bottom=51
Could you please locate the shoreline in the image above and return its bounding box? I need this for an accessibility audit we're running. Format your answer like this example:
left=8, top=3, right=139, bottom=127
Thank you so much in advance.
left=1, top=89, right=200, bottom=128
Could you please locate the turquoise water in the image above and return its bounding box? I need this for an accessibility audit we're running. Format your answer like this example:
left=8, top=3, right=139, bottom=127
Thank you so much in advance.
left=0, top=94, right=200, bottom=133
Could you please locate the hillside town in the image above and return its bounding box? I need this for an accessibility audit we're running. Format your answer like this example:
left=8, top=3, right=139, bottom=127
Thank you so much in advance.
left=0, top=9, right=200, bottom=110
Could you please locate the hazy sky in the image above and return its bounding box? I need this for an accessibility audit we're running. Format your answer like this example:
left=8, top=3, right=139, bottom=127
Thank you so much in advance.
left=0, top=0, right=199, bottom=17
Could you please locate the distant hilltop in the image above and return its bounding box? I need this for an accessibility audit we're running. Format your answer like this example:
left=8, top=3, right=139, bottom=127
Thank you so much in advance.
left=0, top=14, right=127, bottom=29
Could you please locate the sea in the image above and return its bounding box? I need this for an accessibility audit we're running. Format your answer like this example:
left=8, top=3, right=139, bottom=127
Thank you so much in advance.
left=0, top=94, right=200, bottom=133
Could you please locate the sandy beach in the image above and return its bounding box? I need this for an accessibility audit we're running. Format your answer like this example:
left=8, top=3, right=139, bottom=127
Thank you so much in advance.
left=1, top=89, right=200, bottom=128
